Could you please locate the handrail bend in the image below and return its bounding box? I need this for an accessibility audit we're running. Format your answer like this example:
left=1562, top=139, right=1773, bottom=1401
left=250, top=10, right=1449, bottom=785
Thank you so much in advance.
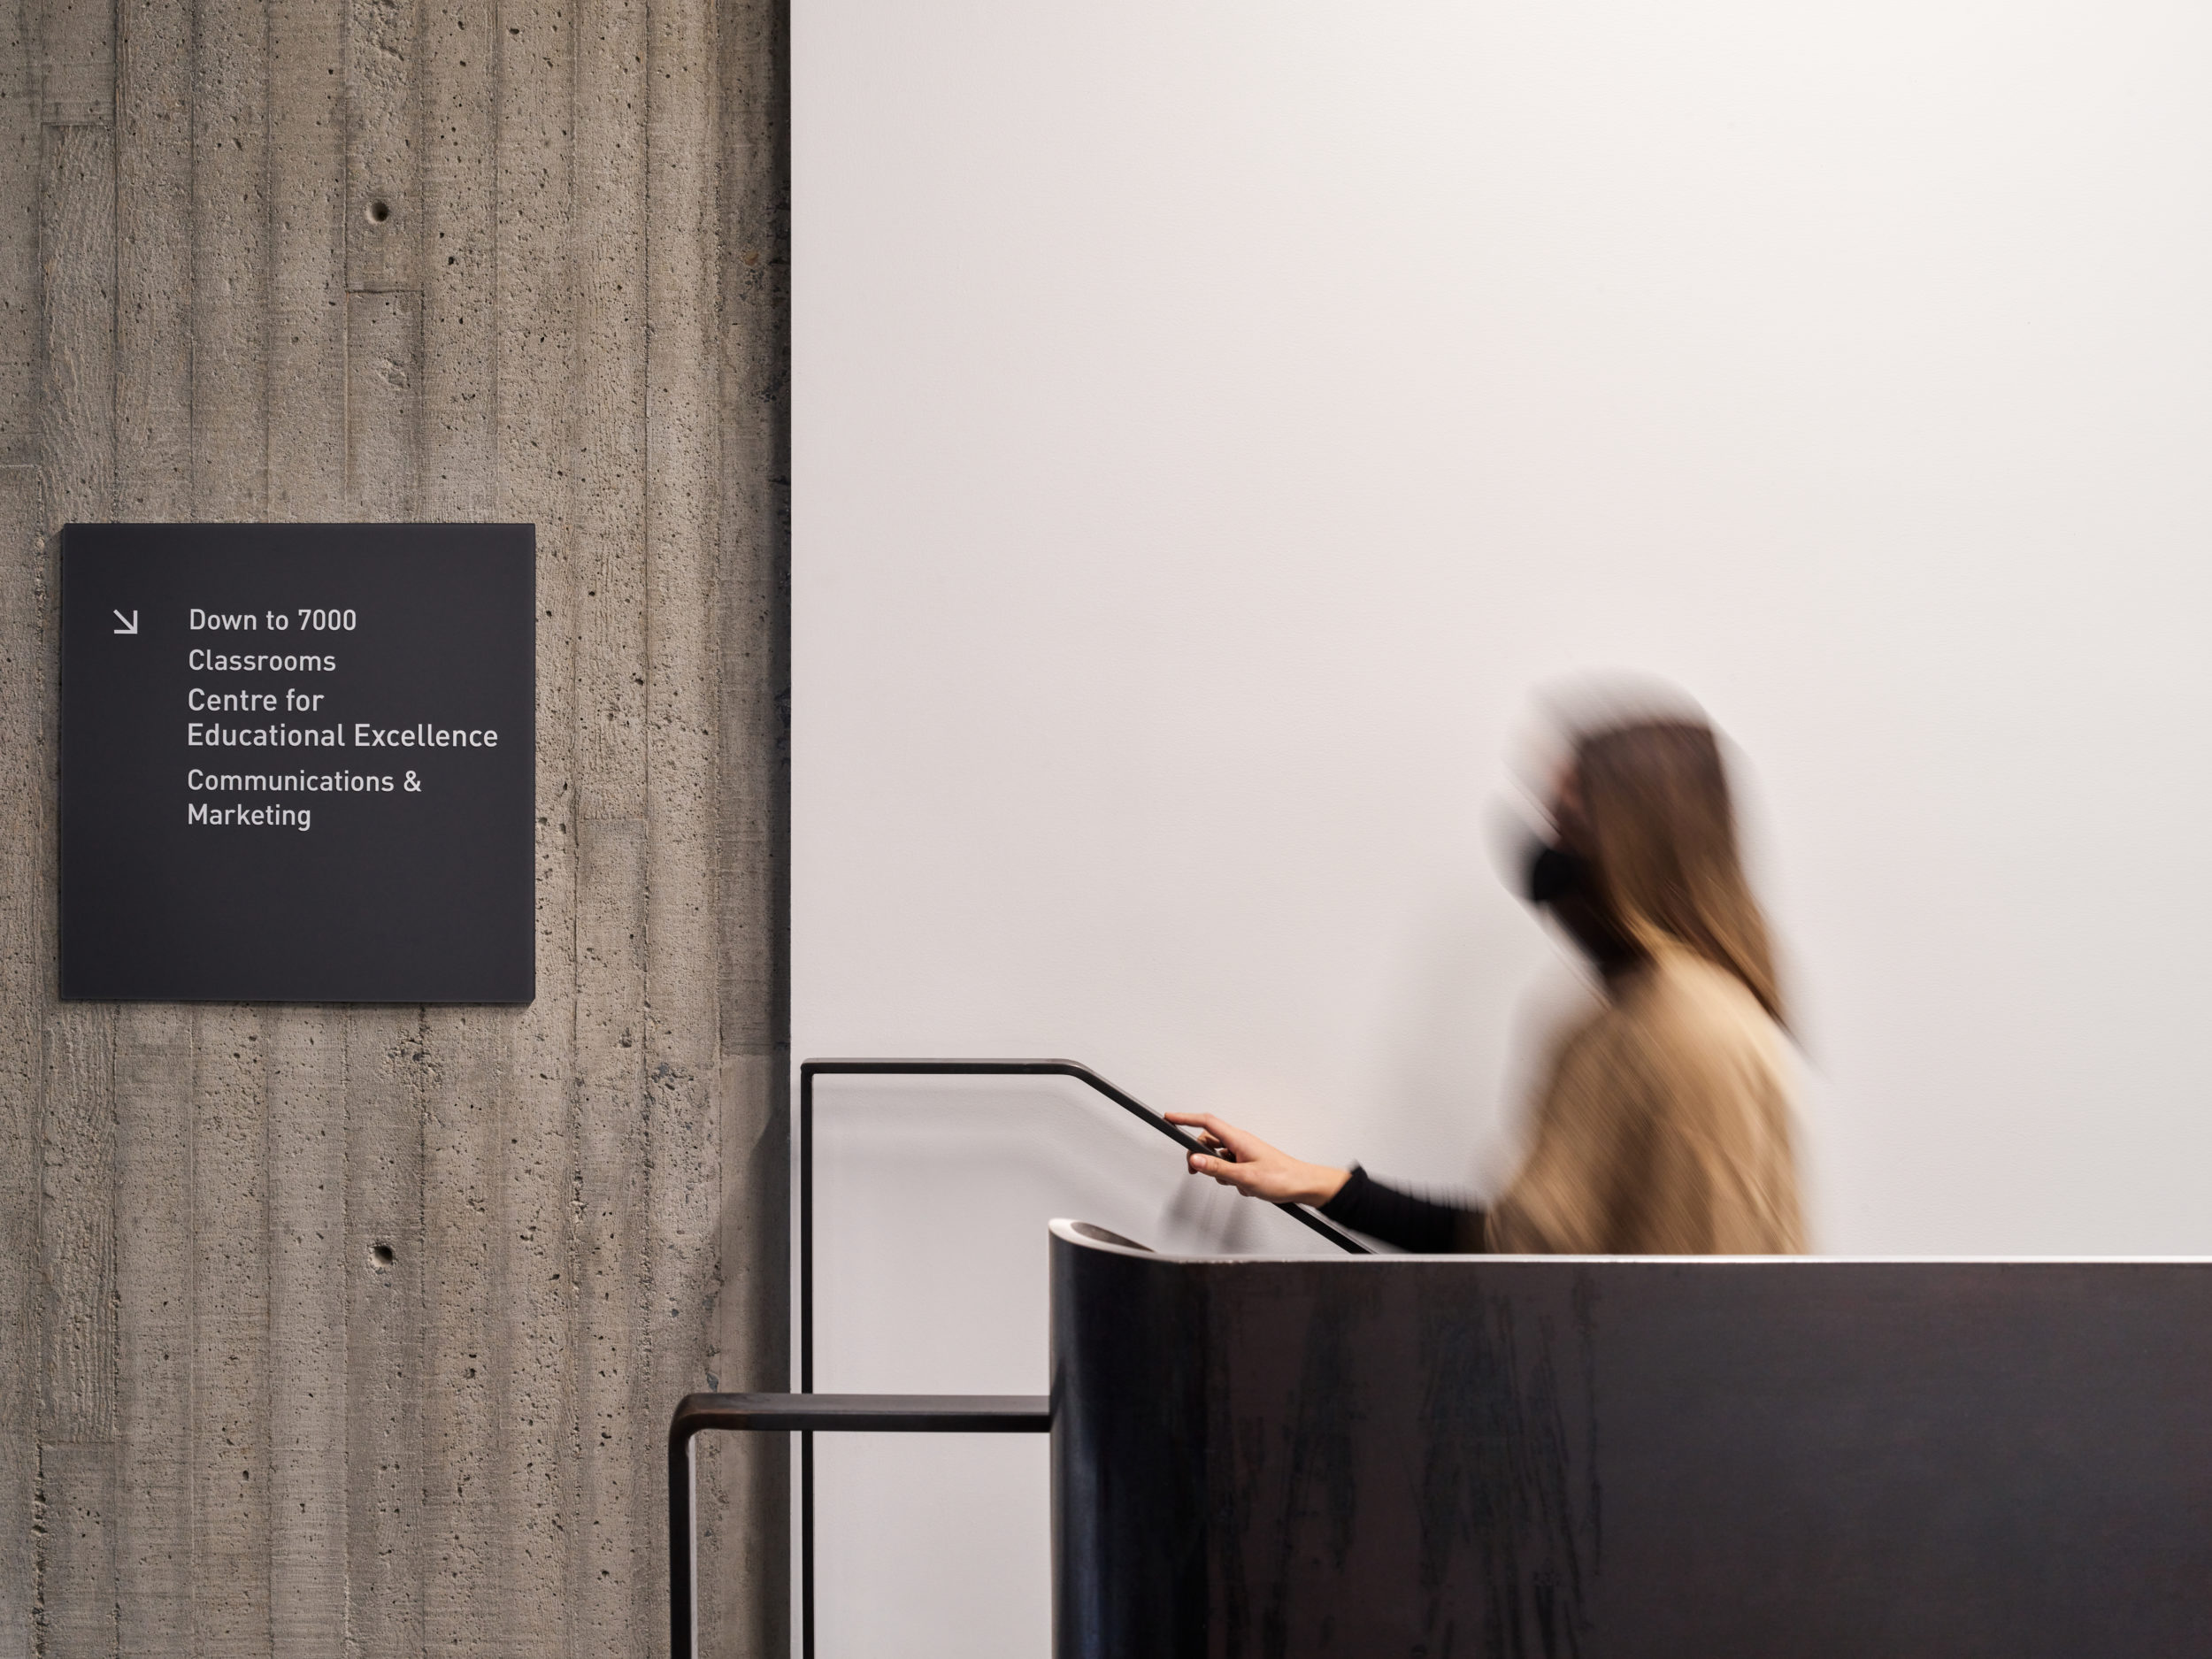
left=669, top=1392, right=1049, bottom=1659
left=801, top=1057, right=1367, bottom=1396
left=761, top=1059, right=1365, bottom=1659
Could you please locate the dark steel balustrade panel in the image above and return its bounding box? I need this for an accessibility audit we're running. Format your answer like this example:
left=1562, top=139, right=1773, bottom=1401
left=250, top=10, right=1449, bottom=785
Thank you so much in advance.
left=1052, top=1230, right=2212, bottom=1659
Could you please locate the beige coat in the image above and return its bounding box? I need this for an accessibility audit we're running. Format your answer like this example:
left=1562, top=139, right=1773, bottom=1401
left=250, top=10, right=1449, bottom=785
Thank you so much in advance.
left=1484, top=945, right=1806, bottom=1255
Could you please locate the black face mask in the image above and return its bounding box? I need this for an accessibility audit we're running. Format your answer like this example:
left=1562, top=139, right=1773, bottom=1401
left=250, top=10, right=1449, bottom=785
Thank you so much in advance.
left=1525, top=841, right=1589, bottom=908
left=1523, top=839, right=1640, bottom=974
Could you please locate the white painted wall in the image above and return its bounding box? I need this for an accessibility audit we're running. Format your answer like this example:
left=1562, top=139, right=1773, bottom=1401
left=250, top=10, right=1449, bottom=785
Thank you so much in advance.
left=795, top=0, right=2212, bottom=1649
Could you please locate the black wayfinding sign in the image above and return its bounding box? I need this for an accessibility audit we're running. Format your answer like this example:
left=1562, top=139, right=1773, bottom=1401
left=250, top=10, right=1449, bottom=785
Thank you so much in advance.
left=61, top=523, right=535, bottom=1002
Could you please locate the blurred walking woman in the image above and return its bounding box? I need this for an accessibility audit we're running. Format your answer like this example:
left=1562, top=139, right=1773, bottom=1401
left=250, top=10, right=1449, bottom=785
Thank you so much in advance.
left=1171, top=714, right=1806, bottom=1255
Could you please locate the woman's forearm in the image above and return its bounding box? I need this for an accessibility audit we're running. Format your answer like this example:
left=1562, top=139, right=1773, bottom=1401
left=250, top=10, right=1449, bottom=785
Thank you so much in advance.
left=1318, top=1166, right=1486, bottom=1253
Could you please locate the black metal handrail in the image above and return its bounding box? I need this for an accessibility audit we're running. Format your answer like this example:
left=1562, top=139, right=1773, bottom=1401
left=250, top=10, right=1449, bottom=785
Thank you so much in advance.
left=743, top=1059, right=1365, bottom=1658
left=801, top=1059, right=1367, bottom=1397
left=668, top=1392, right=1050, bottom=1659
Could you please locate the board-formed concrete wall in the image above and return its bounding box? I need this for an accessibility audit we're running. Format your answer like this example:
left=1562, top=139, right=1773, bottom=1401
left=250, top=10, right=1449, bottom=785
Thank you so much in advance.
left=0, top=0, right=789, bottom=1651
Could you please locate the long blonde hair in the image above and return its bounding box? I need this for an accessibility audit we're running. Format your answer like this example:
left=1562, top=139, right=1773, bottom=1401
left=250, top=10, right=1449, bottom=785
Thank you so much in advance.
left=1574, top=718, right=1785, bottom=1025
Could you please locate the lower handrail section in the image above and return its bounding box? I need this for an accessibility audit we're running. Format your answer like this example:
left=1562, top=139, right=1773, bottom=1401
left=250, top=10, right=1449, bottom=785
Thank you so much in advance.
left=668, top=1391, right=1052, bottom=1658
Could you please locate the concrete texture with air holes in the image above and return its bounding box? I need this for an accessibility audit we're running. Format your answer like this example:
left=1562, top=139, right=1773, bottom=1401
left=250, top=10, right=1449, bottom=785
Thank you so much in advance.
left=0, top=0, right=790, bottom=1652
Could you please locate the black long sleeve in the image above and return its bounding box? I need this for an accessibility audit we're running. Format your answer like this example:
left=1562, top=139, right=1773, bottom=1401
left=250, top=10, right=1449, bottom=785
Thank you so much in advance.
left=1318, top=1165, right=1486, bottom=1254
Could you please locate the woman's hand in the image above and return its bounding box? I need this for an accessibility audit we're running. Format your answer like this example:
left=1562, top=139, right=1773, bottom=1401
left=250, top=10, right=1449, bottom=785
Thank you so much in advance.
left=1164, top=1113, right=1351, bottom=1208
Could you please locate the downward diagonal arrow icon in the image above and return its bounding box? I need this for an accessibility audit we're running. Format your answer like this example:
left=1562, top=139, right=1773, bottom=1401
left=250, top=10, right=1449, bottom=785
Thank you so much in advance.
left=112, top=610, right=137, bottom=634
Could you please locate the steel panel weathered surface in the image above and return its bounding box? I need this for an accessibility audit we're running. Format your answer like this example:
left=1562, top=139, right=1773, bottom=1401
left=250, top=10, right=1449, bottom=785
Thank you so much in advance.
left=1053, top=1225, right=2212, bottom=1659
